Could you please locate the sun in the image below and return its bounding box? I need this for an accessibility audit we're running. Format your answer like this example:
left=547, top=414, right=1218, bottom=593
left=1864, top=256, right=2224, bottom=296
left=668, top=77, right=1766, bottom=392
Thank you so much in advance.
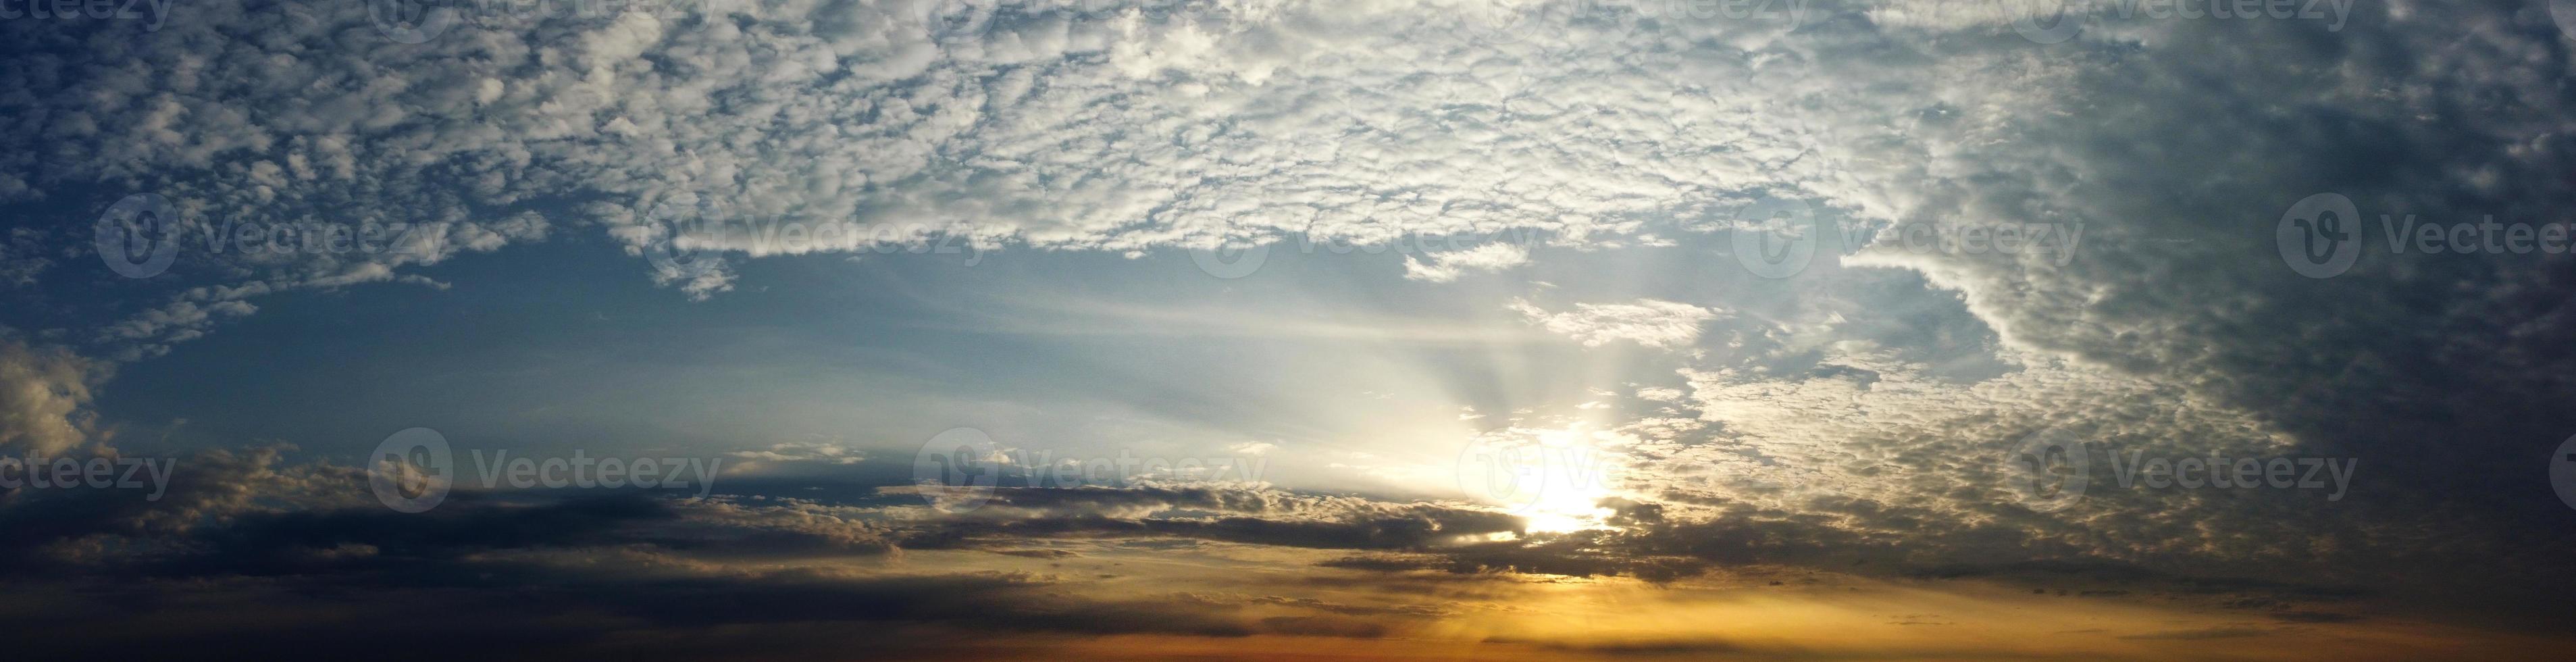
left=1456, top=424, right=1632, bottom=534
left=1517, top=465, right=1618, bottom=533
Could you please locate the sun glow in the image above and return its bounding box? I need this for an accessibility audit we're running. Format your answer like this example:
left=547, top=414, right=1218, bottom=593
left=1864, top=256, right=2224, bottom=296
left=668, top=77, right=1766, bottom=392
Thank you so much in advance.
left=1455, top=423, right=1634, bottom=533
left=1519, top=486, right=1617, bottom=533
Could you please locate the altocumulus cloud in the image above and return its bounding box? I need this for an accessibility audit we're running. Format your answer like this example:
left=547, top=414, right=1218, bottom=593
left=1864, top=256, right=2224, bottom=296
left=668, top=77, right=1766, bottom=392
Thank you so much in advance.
left=5, top=0, right=2576, bottom=655
left=1509, top=297, right=1722, bottom=349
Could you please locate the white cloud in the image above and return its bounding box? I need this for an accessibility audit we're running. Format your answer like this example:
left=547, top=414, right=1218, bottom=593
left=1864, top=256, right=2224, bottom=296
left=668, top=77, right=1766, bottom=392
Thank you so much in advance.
left=7, top=0, right=2575, bottom=612
left=727, top=442, right=865, bottom=465
left=1510, top=298, right=1721, bottom=349
left=7, top=0, right=1851, bottom=359
left=0, top=340, right=99, bottom=455
left=1403, top=243, right=1530, bottom=282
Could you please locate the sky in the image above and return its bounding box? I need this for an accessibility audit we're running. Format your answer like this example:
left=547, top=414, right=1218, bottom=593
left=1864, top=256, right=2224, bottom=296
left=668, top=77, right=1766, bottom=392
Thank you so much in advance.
left=5, top=0, right=2576, bottom=659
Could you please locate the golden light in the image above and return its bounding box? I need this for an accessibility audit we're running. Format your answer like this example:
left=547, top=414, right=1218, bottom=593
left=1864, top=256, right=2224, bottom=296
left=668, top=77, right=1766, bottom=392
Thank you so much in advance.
left=1455, top=422, right=1633, bottom=533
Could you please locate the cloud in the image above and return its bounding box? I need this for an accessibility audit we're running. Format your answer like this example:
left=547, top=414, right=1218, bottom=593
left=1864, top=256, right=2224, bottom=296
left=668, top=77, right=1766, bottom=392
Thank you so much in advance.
left=0, top=451, right=1550, bottom=655
left=1, top=0, right=1841, bottom=356
left=1403, top=243, right=1530, bottom=282
left=886, top=484, right=1527, bottom=550
left=0, top=340, right=99, bottom=455
left=1510, top=298, right=1721, bottom=349
left=0, top=228, right=51, bottom=288
left=6, top=0, right=2576, bottom=648
left=725, top=441, right=865, bottom=465
left=2119, top=627, right=2273, bottom=641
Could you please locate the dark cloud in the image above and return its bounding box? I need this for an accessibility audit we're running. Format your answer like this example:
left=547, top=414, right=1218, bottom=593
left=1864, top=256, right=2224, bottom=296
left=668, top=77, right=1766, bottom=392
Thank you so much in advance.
left=2118, top=627, right=2275, bottom=641
left=987, top=548, right=1078, bottom=559
left=3, top=0, right=2575, bottom=653
left=0, top=462, right=1413, bottom=658
left=900, top=485, right=1527, bottom=551
left=1485, top=636, right=1743, bottom=655
left=7, top=567, right=1260, bottom=661
left=1826, top=0, right=2576, bottom=619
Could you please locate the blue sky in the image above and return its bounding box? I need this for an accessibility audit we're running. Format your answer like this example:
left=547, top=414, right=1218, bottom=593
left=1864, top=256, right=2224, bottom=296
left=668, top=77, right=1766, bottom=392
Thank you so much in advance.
left=88, top=222, right=1847, bottom=499
left=5, top=0, right=2576, bottom=658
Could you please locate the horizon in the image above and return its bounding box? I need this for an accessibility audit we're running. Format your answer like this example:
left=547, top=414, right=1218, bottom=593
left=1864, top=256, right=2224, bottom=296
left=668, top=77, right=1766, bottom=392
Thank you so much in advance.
left=5, top=1, right=2576, bottom=659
